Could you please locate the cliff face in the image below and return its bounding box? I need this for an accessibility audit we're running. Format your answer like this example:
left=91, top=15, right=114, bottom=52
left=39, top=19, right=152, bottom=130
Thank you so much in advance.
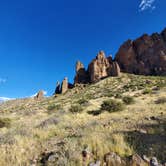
left=115, top=28, right=166, bottom=76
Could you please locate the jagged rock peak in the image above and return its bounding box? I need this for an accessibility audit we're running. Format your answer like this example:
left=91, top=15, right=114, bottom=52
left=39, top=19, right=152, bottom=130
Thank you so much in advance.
left=76, top=61, right=85, bottom=72
left=61, top=77, right=68, bottom=94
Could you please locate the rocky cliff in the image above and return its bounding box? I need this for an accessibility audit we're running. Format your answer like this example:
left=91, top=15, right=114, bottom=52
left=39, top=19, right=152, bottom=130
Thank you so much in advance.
left=74, top=28, right=166, bottom=85
left=115, top=28, right=166, bottom=76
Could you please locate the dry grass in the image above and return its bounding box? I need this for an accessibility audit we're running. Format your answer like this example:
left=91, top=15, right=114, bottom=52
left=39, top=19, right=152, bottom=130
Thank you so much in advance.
left=0, top=73, right=165, bottom=165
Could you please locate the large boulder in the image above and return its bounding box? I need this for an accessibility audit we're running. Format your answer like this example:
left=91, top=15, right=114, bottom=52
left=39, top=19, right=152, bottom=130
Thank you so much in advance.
left=115, top=28, right=166, bottom=76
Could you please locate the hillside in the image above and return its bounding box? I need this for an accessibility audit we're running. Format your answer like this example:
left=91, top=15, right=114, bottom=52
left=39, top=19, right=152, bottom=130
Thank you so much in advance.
left=0, top=73, right=165, bottom=166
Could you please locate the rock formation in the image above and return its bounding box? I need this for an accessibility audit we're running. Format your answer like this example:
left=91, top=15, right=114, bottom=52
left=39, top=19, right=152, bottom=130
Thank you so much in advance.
left=55, top=81, right=61, bottom=94
left=61, top=77, right=68, bottom=94
left=115, top=28, right=166, bottom=76
left=74, top=61, right=89, bottom=84
left=54, top=78, right=74, bottom=95
left=34, top=90, right=44, bottom=100
left=88, top=51, right=113, bottom=82
left=74, top=51, right=121, bottom=84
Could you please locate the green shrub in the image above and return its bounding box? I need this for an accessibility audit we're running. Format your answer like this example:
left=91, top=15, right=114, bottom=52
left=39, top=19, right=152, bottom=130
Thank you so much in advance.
left=77, top=98, right=88, bottom=105
left=47, top=104, right=61, bottom=111
left=0, top=118, right=11, bottom=128
left=114, top=93, right=122, bottom=99
left=142, top=88, right=152, bottom=94
left=87, top=110, right=102, bottom=116
left=123, top=96, right=135, bottom=105
left=69, top=104, right=83, bottom=113
left=155, top=97, right=166, bottom=104
left=101, top=99, right=125, bottom=113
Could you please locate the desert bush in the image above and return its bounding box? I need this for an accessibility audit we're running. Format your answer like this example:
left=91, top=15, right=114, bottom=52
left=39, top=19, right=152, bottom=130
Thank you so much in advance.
left=101, top=99, right=124, bottom=113
left=47, top=104, right=61, bottom=111
left=155, top=97, right=166, bottom=104
left=123, top=96, right=135, bottom=105
left=69, top=104, right=83, bottom=113
left=142, top=88, right=152, bottom=94
left=114, top=93, right=122, bottom=99
left=87, top=110, right=102, bottom=116
left=77, top=98, right=88, bottom=105
left=0, top=118, right=11, bottom=128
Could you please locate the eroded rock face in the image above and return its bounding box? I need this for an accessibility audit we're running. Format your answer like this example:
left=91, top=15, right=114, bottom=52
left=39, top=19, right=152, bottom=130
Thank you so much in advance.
left=61, top=77, right=68, bottom=94
left=88, top=51, right=113, bottom=82
left=74, top=51, right=121, bottom=84
left=35, top=90, right=44, bottom=100
left=74, top=61, right=89, bottom=84
left=55, top=81, right=61, bottom=94
left=115, top=28, right=166, bottom=76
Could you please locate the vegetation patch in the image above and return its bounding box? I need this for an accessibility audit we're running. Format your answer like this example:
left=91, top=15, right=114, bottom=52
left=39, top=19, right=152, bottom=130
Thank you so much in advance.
left=155, top=97, right=166, bottom=104
left=101, top=99, right=125, bottom=113
left=122, top=96, right=135, bottom=105
left=69, top=104, right=83, bottom=113
left=0, top=118, right=11, bottom=128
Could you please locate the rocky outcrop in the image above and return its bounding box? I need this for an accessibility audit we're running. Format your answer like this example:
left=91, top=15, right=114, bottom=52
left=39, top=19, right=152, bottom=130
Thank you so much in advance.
left=34, top=90, right=44, bottom=100
left=115, top=28, right=166, bottom=76
left=74, top=61, right=89, bottom=84
left=54, top=78, right=74, bottom=95
left=55, top=81, right=61, bottom=94
left=61, top=77, right=68, bottom=94
left=74, top=51, right=121, bottom=84
left=88, top=51, right=113, bottom=82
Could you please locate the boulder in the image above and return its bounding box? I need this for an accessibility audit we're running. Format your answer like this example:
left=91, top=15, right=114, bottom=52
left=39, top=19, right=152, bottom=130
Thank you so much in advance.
left=104, top=152, right=124, bottom=166
left=129, top=154, right=147, bottom=166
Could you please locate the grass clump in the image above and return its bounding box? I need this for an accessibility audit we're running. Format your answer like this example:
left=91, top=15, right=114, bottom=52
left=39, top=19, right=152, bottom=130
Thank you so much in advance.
left=69, top=104, right=83, bottom=113
left=123, top=96, right=135, bottom=105
left=101, top=99, right=125, bottom=113
left=155, top=97, right=166, bottom=104
left=142, top=88, right=152, bottom=94
left=47, top=104, right=61, bottom=111
left=77, top=98, right=88, bottom=105
left=0, top=118, right=12, bottom=128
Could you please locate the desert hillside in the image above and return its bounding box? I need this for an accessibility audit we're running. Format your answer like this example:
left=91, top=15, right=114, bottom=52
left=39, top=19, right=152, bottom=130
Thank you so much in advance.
left=0, top=73, right=165, bottom=166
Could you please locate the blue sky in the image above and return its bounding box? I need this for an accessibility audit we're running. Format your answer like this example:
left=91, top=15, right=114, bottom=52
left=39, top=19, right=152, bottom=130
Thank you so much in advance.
left=0, top=0, right=166, bottom=99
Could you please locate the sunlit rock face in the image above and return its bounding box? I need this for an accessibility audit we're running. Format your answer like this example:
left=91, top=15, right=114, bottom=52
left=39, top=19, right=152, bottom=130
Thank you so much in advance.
left=115, top=28, right=166, bottom=76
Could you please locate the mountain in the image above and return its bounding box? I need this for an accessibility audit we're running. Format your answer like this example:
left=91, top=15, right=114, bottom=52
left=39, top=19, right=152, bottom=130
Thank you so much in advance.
left=0, top=97, right=11, bottom=103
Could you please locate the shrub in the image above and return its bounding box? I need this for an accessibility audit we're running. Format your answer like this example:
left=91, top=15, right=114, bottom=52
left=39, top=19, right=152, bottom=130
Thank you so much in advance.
left=101, top=99, right=124, bottom=113
left=87, top=110, right=102, bottom=116
left=47, top=104, right=61, bottom=111
left=77, top=98, right=88, bottom=105
left=123, top=96, right=135, bottom=105
left=69, top=104, right=83, bottom=113
left=142, top=88, right=152, bottom=94
left=155, top=97, right=166, bottom=104
left=0, top=118, right=11, bottom=128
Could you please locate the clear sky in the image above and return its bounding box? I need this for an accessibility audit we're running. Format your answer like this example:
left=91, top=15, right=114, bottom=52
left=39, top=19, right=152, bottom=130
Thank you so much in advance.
left=0, top=0, right=166, bottom=99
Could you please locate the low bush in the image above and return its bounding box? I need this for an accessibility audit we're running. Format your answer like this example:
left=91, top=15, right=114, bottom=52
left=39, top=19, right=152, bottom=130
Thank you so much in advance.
left=77, top=98, right=88, bottom=105
left=0, top=118, right=11, bottom=128
left=101, top=99, right=125, bottom=113
left=155, top=97, right=166, bottom=104
left=87, top=110, right=102, bottom=116
left=47, top=104, right=61, bottom=111
left=123, top=96, right=135, bottom=105
left=69, top=104, right=83, bottom=113
left=142, top=88, right=152, bottom=94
